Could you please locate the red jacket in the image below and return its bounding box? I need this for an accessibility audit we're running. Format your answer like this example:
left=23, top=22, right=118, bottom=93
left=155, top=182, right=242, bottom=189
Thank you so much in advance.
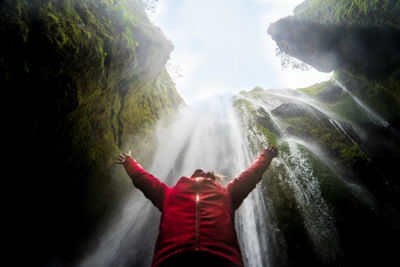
left=123, top=150, right=274, bottom=267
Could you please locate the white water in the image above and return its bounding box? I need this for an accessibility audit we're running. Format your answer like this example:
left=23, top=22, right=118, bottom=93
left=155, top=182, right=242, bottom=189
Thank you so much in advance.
left=78, top=90, right=382, bottom=267
left=333, top=79, right=400, bottom=138
left=332, top=79, right=390, bottom=127
left=236, top=94, right=342, bottom=263
left=281, top=140, right=341, bottom=262
left=79, top=95, right=275, bottom=267
left=241, top=88, right=361, bottom=145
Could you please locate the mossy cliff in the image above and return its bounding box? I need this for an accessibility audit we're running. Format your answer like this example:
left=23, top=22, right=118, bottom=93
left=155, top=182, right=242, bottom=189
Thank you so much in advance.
left=1, top=0, right=182, bottom=265
left=267, top=0, right=400, bottom=129
left=267, top=0, right=400, bottom=217
left=235, top=87, right=400, bottom=266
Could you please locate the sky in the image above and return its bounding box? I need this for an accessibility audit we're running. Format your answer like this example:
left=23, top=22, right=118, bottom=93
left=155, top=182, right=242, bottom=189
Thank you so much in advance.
left=148, top=0, right=332, bottom=104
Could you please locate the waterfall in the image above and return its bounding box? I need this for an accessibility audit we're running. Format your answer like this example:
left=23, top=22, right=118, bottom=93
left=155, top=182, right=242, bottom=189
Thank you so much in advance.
left=78, top=94, right=275, bottom=267
left=280, top=140, right=340, bottom=262
left=78, top=90, right=380, bottom=267
left=235, top=94, right=342, bottom=264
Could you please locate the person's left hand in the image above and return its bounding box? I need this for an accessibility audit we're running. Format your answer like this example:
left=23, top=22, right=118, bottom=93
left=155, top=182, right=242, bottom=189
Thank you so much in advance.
left=116, top=150, right=132, bottom=164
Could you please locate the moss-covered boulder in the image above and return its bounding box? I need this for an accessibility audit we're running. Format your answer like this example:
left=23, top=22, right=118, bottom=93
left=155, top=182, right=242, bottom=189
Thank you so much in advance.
left=302, top=81, right=400, bottom=204
left=271, top=103, right=309, bottom=118
left=294, top=0, right=400, bottom=28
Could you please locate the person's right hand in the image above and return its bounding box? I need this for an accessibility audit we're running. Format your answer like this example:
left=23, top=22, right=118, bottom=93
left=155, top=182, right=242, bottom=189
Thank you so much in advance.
left=116, top=150, right=132, bottom=164
left=262, top=146, right=278, bottom=158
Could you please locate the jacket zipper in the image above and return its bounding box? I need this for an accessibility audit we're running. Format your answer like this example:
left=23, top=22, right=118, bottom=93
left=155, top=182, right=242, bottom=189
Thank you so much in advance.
left=195, top=177, right=200, bottom=251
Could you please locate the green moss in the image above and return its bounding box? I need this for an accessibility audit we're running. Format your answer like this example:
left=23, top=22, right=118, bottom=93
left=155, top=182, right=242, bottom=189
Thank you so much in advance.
left=277, top=140, right=290, bottom=155
left=262, top=163, right=320, bottom=266
left=294, top=0, right=400, bottom=28
left=234, top=97, right=283, bottom=153
left=234, top=98, right=275, bottom=151
left=297, top=80, right=374, bottom=125
left=325, top=95, right=361, bottom=123
left=272, top=104, right=367, bottom=169
left=335, top=69, right=400, bottom=126
left=340, top=144, right=368, bottom=164
left=297, top=81, right=328, bottom=96
left=259, top=133, right=392, bottom=265
left=48, top=12, right=59, bottom=23
left=259, top=124, right=278, bottom=145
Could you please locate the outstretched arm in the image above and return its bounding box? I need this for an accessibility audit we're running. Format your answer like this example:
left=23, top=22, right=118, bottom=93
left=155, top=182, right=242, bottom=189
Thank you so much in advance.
left=116, top=151, right=168, bottom=211
left=226, top=146, right=277, bottom=210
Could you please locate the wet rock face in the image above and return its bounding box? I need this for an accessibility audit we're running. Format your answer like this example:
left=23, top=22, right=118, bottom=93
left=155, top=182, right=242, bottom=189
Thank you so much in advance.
left=267, top=18, right=340, bottom=73
left=235, top=89, right=400, bottom=267
left=267, top=17, right=400, bottom=78
left=271, top=103, right=308, bottom=118
left=1, top=0, right=182, bottom=264
left=315, top=84, right=345, bottom=103
left=270, top=101, right=365, bottom=171
left=267, top=0, right=400, bottom=150
left=255, top=107, right=282, bottom=137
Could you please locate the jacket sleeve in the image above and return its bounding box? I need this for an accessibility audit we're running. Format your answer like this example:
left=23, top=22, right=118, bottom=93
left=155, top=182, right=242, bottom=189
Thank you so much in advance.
left=123, top=157, right=168, bottom=211
left=226, top=150, right=274, bottom=210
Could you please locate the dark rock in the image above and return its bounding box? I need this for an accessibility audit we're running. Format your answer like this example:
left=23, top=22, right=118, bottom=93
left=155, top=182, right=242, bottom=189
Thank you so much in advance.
left=268, top=17, right=400, bottom=79
left=1, top=0, right=183, bottom=265
left=255, top=107, right=281, bottom=137
left=271, top=103, right=308, bottom=118
left=316, top=84, right=345, bottom=103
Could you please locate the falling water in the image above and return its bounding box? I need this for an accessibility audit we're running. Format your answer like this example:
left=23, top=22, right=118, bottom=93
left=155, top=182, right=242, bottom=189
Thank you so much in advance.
left=332, top=79, right=390, bottom=127
left=77, top=192, right=159, bottom=267
left=280, top=140, right=340, bottom=262
left=235, top=94, right=342, bottom=263
left=329, top=118, right=358, bottom=144
left=245, top=88, right=361, bottom=143
left=333, top=79, right=400, bottom=139
left=78, top=89, right=381, bottom=267
left=79, top=94, right=275, bottom=267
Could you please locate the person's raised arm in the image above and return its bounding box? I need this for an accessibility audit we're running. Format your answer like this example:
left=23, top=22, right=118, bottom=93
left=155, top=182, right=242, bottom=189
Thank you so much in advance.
left=226, top=146, right=277, bottom=210
left=116, top=151, right=168, bottom=211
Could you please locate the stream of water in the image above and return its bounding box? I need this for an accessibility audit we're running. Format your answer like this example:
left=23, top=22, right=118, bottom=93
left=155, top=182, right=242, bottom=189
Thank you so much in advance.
left=332, top=78, right=400, bottom=139
left=79, top=95, right=274, bottom=267
left=78, top=92, right=376, bottom=267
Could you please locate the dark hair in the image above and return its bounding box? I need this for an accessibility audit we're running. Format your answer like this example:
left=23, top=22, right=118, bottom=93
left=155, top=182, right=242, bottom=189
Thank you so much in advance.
left=191, top=169, right=224, bottom=182
left=191, top=169, right=205, bottom=178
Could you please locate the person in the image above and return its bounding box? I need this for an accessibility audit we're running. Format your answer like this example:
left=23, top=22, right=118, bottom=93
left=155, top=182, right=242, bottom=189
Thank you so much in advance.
left=116, top=146, right=278, bottom=267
